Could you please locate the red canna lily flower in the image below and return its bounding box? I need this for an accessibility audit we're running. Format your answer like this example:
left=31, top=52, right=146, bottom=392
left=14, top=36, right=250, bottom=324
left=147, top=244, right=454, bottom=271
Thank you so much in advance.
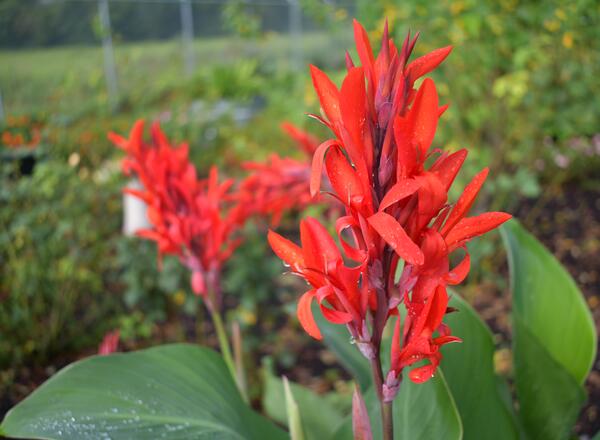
left=110, top=120, right=248, bottom=310
left=238, top=123, right=322, bottom=226
left=269, top=18, right=511, bottom=399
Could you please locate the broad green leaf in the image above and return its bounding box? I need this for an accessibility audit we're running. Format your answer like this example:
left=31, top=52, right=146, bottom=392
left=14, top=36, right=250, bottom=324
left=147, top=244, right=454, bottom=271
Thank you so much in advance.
left=394, top=369, right=463, bottom=440
left=502, top=220, right=596, bottom=384
left=262, top=364, right=344, bottom=440
left=502, top=220, right=594, bottom=439
left=441, top=293, right=519, bottom=440
left=513, top=316, right=585, bottom=440
left=331, top=370, right=463, bottom=440
left=1, top=344, right=286, bottom=440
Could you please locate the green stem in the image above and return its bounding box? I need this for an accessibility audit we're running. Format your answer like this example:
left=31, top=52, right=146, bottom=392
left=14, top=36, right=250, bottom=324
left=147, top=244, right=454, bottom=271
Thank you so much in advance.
left=231, top=321, right=249, bottom=403
left=208, top=306, right=237, bottom=386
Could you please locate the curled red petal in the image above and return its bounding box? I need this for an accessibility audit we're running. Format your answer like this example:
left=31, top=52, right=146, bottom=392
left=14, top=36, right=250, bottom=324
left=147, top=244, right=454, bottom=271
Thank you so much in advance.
left=310, top=139, right=339, bottom=197
left=368, top=212, right=424, bottom=265
left=409, top=363, right=437, bottom=384
left=433, top=335, right=462, bottom=346
left=335, top=216, right=367, bottom=262
left=320, top=303, right=353, bottom=325
left=298, top=290, right=322, bottom=340
left=446, top=252, right=471, bottom=285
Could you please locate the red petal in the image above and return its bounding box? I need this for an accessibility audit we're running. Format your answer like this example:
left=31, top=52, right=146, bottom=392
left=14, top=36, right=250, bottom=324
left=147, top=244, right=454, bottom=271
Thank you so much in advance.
left=445, top=213, right=512, bottom=250
left=191, top=271, right=205, bottom=296
left=431, top=149, right=468, bottom=190
left=298, top=290, right=322, bottom=340
left=310, top=65, right=341, bottom=125
left=415, top=172, right=448, bottom=230
left=446, top=252, right=471, bottom=285
left=340, top=66, right=366, bottom=147
left=406, top=46, right=453, bottom=81
left=281, top=121, right=320, bottom=155
left=407, top=78, right=439, bottom=155
left=123, top=187, right=151, bottom=203
left=409, top=363, right=437, bottom=384
left=320, top=303, right=353, bottom=324
left=352, top=19, right=375, bottom=75
left=325, top=146, right=365, bottom=207
left=423, top=286, right=449, bottom=334
left=268, top=230, right=305, bottom=270
left=379, top=178, right=420, bottom=211
left=368, top=212, right=424, bottom=265
left=394, top=115, right=417, bottom=179
left=433, top=335, right=462, bottom=346
left=335, top=216, right=366, bottom=262
left=339, top=66, right=369, bottom=180
left=441, top=168, right=489, bottom=236
left=352, top=385, right=373, bottom=440
left=390, top=316, right=402, bottom=372
left=310, top=139, right=339, bottom=197
left=438, top=104, right=449, bottom=117
left=300, top=217, right=341, bottom=272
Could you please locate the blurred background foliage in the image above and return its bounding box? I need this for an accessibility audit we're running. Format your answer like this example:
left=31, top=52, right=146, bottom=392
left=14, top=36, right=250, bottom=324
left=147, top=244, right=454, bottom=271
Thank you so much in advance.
left=0, top=0, right=599, bottom=433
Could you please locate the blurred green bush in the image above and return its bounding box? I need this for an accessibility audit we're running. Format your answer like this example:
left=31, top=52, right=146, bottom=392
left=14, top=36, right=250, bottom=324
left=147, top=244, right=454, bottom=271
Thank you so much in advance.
left=0, top=161, right=121, bottom=367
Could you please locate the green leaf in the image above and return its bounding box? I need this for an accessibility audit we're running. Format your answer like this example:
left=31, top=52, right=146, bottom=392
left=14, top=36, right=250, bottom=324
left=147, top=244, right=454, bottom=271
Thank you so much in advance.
left=330, top=370, right=463, bottom=440
left=262, top=364, right=344, bottom=440
left=1, top=344, right=286, bottom=440
left=502, top=220, right=596, bottom=384
left=441, top=293, right=519, bottom=440
left=513, top=316, right=585, bottom=440
left=502, top=220, right=595, bottom=439
left=393, top=369, right=463, bottom=440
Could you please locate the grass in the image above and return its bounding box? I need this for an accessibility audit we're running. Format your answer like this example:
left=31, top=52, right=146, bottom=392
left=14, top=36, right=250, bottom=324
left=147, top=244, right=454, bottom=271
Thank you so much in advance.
left=0, top=31, right=351, bottom=117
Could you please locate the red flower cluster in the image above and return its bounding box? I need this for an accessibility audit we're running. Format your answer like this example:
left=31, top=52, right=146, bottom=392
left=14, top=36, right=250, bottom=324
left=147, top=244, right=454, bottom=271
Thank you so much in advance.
left=268, top=20, right=511, bottom=396
left=110, top=120, right=247, bottom=308
left=238, top=122, right=319, bottom=226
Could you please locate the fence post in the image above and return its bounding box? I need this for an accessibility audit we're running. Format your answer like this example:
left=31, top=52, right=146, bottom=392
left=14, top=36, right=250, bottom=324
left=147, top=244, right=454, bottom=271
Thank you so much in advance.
left=98, top=0, right=119, bottom=106
left=180, top=0, right=195, bottom=77
left=286, top=0, right=303, bottom=70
